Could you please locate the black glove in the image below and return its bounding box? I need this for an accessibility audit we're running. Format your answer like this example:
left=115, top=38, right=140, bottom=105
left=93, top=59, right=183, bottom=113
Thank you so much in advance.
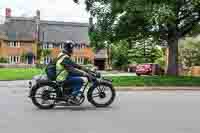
left=85, top=73, right=94, bottom=82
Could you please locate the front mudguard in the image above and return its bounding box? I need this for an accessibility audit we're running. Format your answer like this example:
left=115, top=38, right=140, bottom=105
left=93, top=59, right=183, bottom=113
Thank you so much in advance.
left=29, top=80, right=61, bottom=98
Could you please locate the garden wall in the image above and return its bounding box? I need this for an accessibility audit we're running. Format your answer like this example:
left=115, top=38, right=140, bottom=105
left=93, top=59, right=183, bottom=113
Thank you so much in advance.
left=0, top=63, right=36, bottom=68
left=191, top=66, right=200, bottom=76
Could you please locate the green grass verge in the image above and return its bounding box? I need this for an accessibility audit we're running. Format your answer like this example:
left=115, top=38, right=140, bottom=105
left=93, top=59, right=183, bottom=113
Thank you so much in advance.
left=0, top=68, right=43, bottom=80
left=1, top=68, right=200, bottom=86
left=108, top=76, right=200, bottom=86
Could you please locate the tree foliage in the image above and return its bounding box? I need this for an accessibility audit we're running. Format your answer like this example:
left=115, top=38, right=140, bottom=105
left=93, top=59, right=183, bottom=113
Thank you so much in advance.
left=0, top=57, right=8, bottom=63
left=42, top=49, right=52, bottom=57
left=74, top=0, right=200, bottom=75
left=112, top=39, right=163, bottom=69
left=179, top=37, right=200, bottom=67
left=128, top=38, right=163, bottom=64
left=112, top=40, right=129, bottom=69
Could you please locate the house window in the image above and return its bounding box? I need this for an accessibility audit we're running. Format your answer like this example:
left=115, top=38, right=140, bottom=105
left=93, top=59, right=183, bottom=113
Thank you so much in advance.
left=75, top=57, right=79, bottom=64
left=72, top=57, right=75, bottom=62
left=78, top=44, right=81, bottom=50
left=44, top=56, right=52, bottom=64
left=81, top=57, right=84, bottom=64
left=9, top=56, right=20, bottom=64
left=49, top=43, right=53, bottom=48
left=8, top=41, right=20, bottom=48
left=42, top=43, right=49, bottom=49
left=60, top=43, right=64, bottom=49
left=80, top=44, right=85, bottom=49
left=82, top=44, right=85, bottom=49
left=78, top=57, right=84, bottom=65
left=42, top=43, right=55, bottom=49
left=74, top=57, right=84, bottom=64
left=53, top=43, right=60, bottom=48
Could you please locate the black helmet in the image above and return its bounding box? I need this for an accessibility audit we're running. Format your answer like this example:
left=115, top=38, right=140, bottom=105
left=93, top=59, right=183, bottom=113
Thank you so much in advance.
left=63, top=41, right=74, bottom=55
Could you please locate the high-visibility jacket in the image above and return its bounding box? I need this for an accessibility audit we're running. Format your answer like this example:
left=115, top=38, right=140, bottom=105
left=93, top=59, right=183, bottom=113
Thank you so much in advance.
left=56, top=53, right=69, bottom=81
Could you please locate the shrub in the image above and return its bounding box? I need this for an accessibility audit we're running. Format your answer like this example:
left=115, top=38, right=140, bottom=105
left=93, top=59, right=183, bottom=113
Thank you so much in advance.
left=0, top=57, right=8, bottom=63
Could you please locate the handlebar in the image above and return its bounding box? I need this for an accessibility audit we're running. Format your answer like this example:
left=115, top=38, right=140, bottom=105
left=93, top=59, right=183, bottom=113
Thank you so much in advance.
left=87, top=70, right=101, bottom=79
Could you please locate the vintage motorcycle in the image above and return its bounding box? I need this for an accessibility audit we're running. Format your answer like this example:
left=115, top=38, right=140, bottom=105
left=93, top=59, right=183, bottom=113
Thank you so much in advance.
left=28, top=70, right=116, bottom=109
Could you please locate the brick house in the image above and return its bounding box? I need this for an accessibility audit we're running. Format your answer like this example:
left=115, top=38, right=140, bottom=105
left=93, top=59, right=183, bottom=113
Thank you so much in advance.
left=0, top=8, right=94, bottom=65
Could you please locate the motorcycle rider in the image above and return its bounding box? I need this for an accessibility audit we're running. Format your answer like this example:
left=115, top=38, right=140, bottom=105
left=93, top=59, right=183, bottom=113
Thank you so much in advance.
left=56, top=41, right=90, bottom=99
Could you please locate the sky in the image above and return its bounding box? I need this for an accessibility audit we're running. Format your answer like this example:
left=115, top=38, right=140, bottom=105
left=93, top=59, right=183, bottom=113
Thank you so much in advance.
left=0, top=0, right=90, bottom=23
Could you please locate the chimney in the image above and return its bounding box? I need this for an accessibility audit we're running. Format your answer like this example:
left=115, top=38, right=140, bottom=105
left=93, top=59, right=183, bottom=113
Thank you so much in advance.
left=5, top=8, right=11, bottom=18
left=36, top=10, right=40, bottom=42
left=36, top=10, right=40, bottom=19
left=89, top=17, right=94, bottom=32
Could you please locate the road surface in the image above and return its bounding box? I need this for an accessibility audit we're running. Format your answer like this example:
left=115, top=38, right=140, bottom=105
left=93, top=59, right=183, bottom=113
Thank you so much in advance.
left=0, top=81, right=200, bottom=133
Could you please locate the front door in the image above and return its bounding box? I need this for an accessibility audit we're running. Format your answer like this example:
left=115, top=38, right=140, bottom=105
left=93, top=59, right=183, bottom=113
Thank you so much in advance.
left=27, top=56, right=33, bottom=64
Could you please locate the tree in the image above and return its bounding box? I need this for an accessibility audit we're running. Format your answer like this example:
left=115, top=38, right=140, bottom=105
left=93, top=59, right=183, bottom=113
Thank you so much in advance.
left=128, top=37, right=163, bottom=64
left=75, top=0, right=200, bottom=76
left=20, top=52, right=28, bottom=63
left=42, top=49, right=51, bottom=57
left=37, top=48, right=52, bottom=64
left=86, top=0, right=115, bottom=48
left=112, top=40, right=129, bottom=69
left=113, top=0, right=200, bottom=75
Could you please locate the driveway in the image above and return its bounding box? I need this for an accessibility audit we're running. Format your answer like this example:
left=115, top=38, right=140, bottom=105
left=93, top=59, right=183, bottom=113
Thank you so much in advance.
left=99, top=70, right=136, bottom=77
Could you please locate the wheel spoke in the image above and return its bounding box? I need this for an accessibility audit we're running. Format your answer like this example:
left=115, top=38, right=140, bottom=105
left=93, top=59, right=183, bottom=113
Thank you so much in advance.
left=34, top=96, right=43, bottom=99
left=100, top=86, right=105, bottom=92
left=35, top=93, right=43, bottom=96
left=96, top=86, right=101, bottom=93
left=92, top=93, right=100, bottom=98
left=90, top=85, right=114, bottom=105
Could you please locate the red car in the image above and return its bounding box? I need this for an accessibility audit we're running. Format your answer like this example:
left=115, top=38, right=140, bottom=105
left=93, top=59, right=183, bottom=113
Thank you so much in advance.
left=136, top=64, right=164, bottom=76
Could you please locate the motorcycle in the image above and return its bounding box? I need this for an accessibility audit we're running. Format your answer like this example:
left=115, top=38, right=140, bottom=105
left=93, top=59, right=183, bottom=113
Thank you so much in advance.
left=28, top=70, right=116, bottom=109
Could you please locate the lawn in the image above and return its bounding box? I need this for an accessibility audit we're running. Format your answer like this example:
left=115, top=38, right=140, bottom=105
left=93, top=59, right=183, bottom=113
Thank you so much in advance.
left=1, top=68, right=200, bottom=86
left=0, top=68, right=43, bottom=80
left=109, top=76, right=200, bottom=86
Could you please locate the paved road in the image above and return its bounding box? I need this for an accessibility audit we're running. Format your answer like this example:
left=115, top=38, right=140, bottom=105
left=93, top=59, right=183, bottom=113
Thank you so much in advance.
left=99, top=70, right=136, bottom=77
left=0, top=81, right=200, bottom=133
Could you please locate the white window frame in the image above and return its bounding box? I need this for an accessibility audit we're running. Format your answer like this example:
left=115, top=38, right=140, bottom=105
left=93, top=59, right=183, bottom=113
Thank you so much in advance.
left=49, top=43, right=53, bottom=49
left=81, top=57, right=84, bottom=64
left=16, top=42, right=20, bottom=48
left=60, top=43, right=64, bottom=49
left=72, top=57, right=75, bottom=62
left=9, top=56, right=20, bottom=64
left=44, top=56, right=52, bottom=64
left=77, top=57, right=83, bottom=64
left=75, top=57, right=78, bottom=64
left=8, top=41, right=20, bottom=48
left=82, top=44, right=85, bottom=49
left=43, top=43, right=49, bottom=49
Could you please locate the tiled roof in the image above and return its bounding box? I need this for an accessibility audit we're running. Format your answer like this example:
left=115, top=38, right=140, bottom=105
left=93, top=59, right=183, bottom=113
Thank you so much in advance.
left=5, top=17, right=36, bottom=41
left=1, top=16, right=89, bottom=43
left=41, top=20, right=89, bottom=27
left=40, top=21, right=89, bottom=43
left=0, top=24, right=7, bottom=39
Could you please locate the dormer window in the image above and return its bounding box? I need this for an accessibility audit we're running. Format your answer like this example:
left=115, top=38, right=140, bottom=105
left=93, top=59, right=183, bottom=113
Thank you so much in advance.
left=8, top=41, right=20, bottom=48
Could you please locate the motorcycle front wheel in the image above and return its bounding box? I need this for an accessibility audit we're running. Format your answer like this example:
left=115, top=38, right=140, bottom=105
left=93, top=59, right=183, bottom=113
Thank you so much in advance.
left=87, top=82, right=116, bottom=107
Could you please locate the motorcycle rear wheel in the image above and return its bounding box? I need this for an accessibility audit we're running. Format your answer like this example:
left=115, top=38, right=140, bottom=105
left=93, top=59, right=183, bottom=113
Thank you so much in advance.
left=31, top=84, right=57, bottom=109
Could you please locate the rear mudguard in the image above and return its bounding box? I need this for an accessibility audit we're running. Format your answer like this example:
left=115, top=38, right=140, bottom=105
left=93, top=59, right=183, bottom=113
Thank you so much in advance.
left=29, top=80, right=61, bottom=98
